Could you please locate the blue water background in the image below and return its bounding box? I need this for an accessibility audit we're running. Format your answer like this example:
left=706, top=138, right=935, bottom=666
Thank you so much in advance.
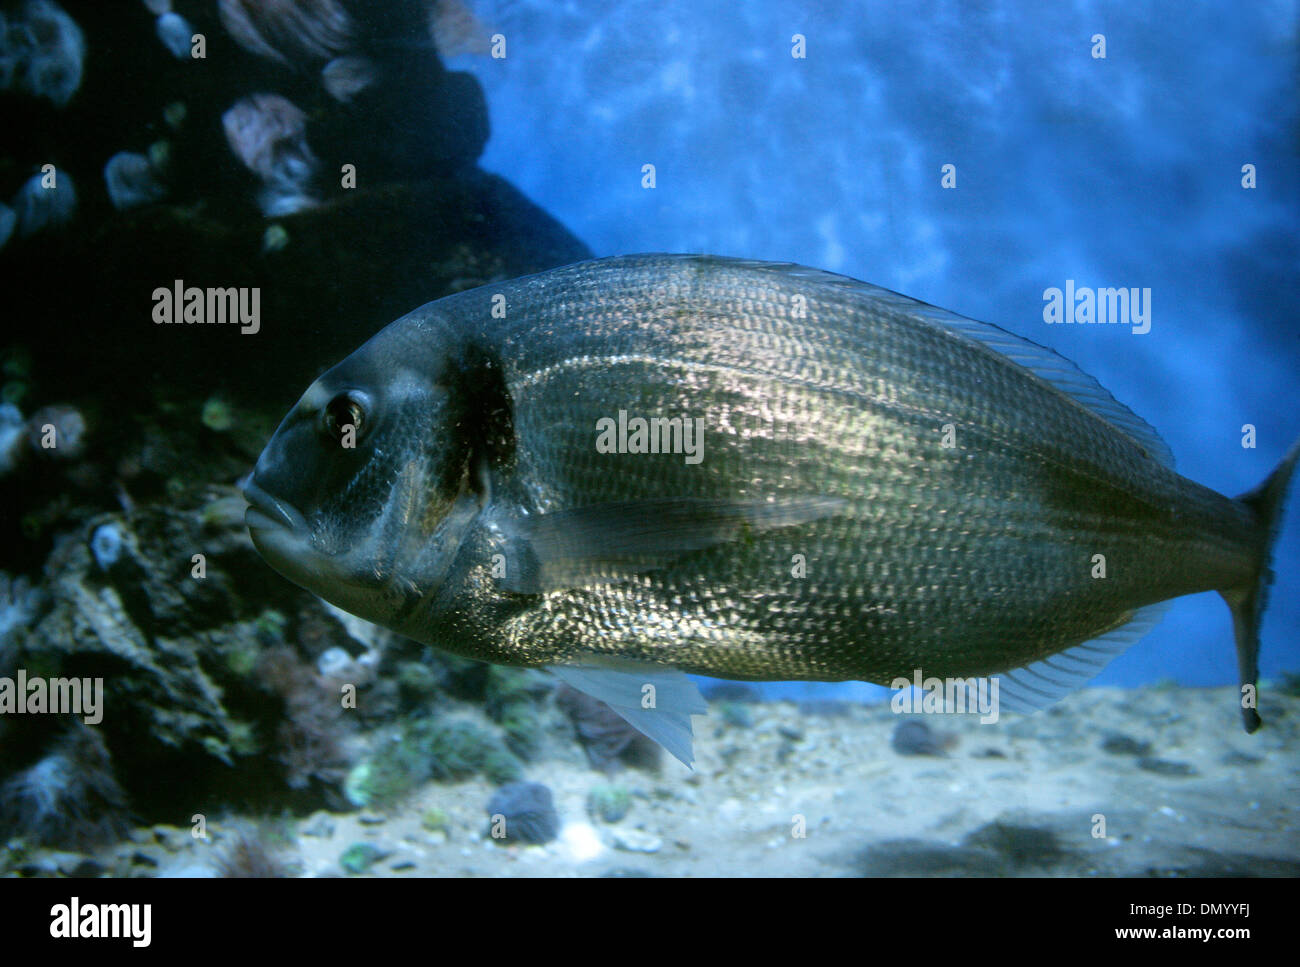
left=450, top=0, right=1300, bottom=700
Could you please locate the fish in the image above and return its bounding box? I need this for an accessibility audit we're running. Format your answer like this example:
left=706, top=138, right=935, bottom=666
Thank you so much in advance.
left=243, top=254, right=1298, bottom=765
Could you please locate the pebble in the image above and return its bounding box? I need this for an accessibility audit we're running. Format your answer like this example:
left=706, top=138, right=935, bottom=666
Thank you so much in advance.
left=611, top=828, right=663, bottom=853
left=1137, top=757, right=1197, bottom=777
left=300, top=814, right=336, bottom=838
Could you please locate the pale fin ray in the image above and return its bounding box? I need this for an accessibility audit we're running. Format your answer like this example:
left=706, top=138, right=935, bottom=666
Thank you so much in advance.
left=993, top=600, right=1172, bottom=715
left=550, top=663, right=708, bottom=768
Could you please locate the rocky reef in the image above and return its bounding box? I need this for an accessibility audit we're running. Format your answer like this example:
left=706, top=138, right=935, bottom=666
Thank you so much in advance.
left=0, top=0, right=598, bottom=871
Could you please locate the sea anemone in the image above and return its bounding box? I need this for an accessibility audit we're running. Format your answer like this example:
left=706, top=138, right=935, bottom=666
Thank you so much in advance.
left=427, top=0, right=492, bottom=58
left=221, top=94, right=320, bottom=216
left=0, top=0, right=85, bottom=107
left=0, top=724, right=130, bottom=850
left=217, top=0, right=353, bottom=67
left=103, top=151, right=167, bottom=211
left=320, top=54, right=376, bottom=103
left=0, top=571, right=43, bottom=673
left=27, top=404, right=86, bottom=459
left=154, top=11, right=194, bottom=60
left=0, top=403, right=25, bottom=473
left=12, top=170, right=77, bottom=237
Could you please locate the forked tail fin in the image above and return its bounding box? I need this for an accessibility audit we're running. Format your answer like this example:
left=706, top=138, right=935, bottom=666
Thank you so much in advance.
left=1222, top=437, right=1300, bottom=732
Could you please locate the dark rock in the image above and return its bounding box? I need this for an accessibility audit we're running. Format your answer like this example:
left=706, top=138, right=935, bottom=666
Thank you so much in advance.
left=1137, top=757, right=1198, bottom=777
left=890, top=719, right=950, bottom=756
left=486, top=781, right=559, bottom=845
left=962, top=821, right=1066, bottom=870
left=1100, top=732, right=1152, bottom=756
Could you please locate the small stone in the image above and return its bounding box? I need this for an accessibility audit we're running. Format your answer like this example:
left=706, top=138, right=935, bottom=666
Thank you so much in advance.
left=1137, top=757, right=1197, bottom=777
left=1100, top=733, right=1151, bottom=756
left=339, top=842, right=388, bottom=875
left=300, top=814, right=336, bottom=838
left=611, top=828, right=662, bottom=854
left=421, top=808, right=451, bottom=834
left=317, top=647, right=354, bottom=678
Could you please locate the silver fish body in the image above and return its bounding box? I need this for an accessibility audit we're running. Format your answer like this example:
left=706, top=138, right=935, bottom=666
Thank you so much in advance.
left=244, top=254, right=1296, bottom=742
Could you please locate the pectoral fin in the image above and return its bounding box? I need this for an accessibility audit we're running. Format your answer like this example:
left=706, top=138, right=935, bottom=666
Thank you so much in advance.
left=494, top=495, right=845, bottom=593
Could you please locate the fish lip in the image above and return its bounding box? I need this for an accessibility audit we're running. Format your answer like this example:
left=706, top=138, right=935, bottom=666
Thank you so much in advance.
left=241, top=476, right=307, bottom=536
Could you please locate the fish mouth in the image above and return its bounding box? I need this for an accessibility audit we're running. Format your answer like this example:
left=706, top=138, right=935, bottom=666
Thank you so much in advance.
left=241, top=476, right=308, bottom=536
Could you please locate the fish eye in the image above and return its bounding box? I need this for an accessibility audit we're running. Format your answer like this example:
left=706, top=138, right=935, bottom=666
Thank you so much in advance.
left=320, top=390, right=369, bottom=446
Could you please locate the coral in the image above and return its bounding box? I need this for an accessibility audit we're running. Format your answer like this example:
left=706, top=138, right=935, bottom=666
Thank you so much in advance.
left=498, top=706, right=542, bottom=762
left=485, top=666, right=548, bottom=761
left=347, top=714, right=523, bottom=809
left=486, top=781, right=558, bottom=845
left=0, top=724, right=130, bottom=849
left=587, top=783, right=631, bottom=823
left=420, top=806, right=450, bottom=833
left=482, top=747, right=523, bottom=785
left=257, top=645, right=353, bottom=791
left=12, top=171, right=77, bottom=237
left=213, top=825, right=294, bottom=877
left=0, top=570, right=44, bottom=653
left=0, top=0, right=85, bottom=107
left=395, top=660, right=440, bottom=706
left=556, top=684, right=661, bottom=773
left=344, top=725, right=432, bottom=809
left=418, top=718, right=495, bottom=782
left=103, top=152, right=167, bottom=211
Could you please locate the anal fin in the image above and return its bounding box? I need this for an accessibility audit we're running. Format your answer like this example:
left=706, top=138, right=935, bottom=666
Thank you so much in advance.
left=992, top=601, right=1170, bottom=716
left=550, top=662, right=708, bottom=768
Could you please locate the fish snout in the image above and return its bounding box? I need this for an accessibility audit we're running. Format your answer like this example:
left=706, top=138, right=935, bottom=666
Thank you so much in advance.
left=241, top=473, right=307, bottom=535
